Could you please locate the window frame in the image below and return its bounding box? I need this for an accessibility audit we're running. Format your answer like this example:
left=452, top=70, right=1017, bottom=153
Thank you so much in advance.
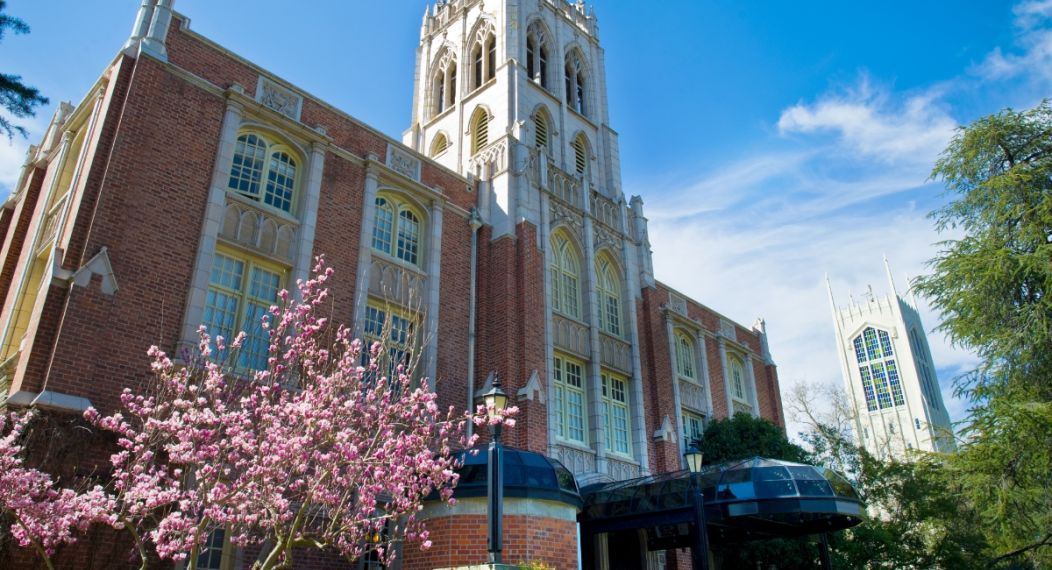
left=727, top=353, right=752, bottom=414
left=572, top=133, right=589, bottom=175
left=202, top=245, right=287, bottom=371
left=682, top=409, right=705, bottom=448
left=852, top=326, right=906, bottom=411
left=600, top=370, right=631, bottom=457
left=227, top=131, right=301, bottom=215
left=595, top=256, right=622, bottom=337
left=564, top=49, right=588, bottom=117
left=526, top=21, right=551, bottom=90
left=674, top=330, right=697, bottom=381
left=430, top=48, right=458, bottom=117
left=550, top=232, right=582, bottom=320
left=362, top=299, right=419, bottom=383
left=469, top=22, right=497, bottom=92
left=371, top=193, right=426, bottom=269
left=469, top=107, right=490, bottom=155
left=553, top=353, right=588, bottom=445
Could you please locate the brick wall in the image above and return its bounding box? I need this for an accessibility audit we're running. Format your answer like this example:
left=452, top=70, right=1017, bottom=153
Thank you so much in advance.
left=402, top=513, right=578, bottom=570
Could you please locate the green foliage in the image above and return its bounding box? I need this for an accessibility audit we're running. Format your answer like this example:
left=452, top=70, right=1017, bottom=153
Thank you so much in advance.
left=695, top=413, right=808, bottom=465
left=0, top=1, right=48, bottom=140
left=914, top=99, right=1052, bottom=567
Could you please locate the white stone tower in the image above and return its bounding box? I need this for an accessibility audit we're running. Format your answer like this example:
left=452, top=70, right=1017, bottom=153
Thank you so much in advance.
left=403, top=0, right=628, bottom=239
left=827, top=259, right=955, bottom=459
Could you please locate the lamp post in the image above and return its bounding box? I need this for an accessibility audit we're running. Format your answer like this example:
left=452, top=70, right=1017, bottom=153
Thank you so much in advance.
left=684, top=444, right=710, bottom=570
left=477, top=375, right=509, bottom=565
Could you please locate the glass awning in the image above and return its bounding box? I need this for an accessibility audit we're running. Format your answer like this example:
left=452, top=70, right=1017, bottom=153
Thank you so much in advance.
left=580, top=457, right=864, bottom=542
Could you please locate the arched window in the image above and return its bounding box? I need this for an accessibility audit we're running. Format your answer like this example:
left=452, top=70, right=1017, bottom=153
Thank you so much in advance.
left=430, top=132, right=449, bottom=157
left=550, top=232, right=581, bottom=319
left=565, top=49, right=588, bottom=116
left=526, top=21, right=550, bottom=89
left=674, top=331, right=696, bottom=380
left=431, top=49, right=457, bottom=116
left=852, top=326, right=906, bottom=411
left=228, top=132, right=299, bottom=213
left=469, top=107, right=490, bottom=154
left=470, top=22, right=497, bottom=91
left=727, top=354, right=751, bottom=415
left=533, top=109, right=551, bottom=151
left=572, top=133, right=589, bottom=175
left=596, top=256, right=621, bottom=336
left=372, top=194, right=424, bottom=266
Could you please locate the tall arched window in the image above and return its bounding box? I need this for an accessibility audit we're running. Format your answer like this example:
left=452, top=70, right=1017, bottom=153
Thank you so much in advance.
left=596, top=256, right=622, bottom=336
left=228, top=132, right=298, bottom=214
left=470, top=22, right=497, bottom=91
left=852, top=326, right=906, bottom=411
left=674, top=331, right=696, bottom=380
left=431, top=49, right=457, bottom=116
left=430, top=132, right=449, bottom=157
left=469, top=107, right=490, bottom=154
left=550, top=232, right=581, bottom=319
left=572, top=133, right=589, bottom=175
left=727, top=353, right=754, bottom=416
left=565, top=49, right=588, bottom=116
left=526, top=21, right=550, bottom=89
left=533, top=109, right=551, bottom=152
left=372, top=194, right=424, bottom=267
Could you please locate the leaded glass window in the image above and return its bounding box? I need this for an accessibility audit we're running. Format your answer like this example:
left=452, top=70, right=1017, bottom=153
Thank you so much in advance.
left=853, top=326, right=904, bottom=411
left=675, top=332, right=696, bottom=380
left=227, top=132, right=298, bottom=214
left=203, top=249, right=285, bottom=371
left=596, top=257, right=622, bottom=337
left=601, top=372, right=630, bottom=455
left=550, top=234, right=581, bottom=320
left=553, top=354, right=586, bottom=443
left=372, top=195, right=424, bottom=268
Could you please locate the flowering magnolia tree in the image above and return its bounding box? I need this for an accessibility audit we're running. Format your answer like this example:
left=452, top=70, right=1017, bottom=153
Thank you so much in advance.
left=1, top=259, right=514, bottom=569
left=0, top=411, right=111, bottom=569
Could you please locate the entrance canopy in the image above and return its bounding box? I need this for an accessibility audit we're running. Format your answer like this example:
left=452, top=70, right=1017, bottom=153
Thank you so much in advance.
left=580, top=457, right=863, bottom=546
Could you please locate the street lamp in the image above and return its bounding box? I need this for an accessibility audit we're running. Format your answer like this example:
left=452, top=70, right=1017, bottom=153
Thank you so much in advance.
left=477, top=375, right=508, bottom=565
left=684, top=444, right=710, bottom=570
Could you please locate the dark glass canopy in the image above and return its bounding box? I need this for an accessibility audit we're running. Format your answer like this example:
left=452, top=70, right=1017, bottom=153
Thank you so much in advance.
left=450, top=447, right=582, bottom=508
left=580, top=457, right=863, bottom=544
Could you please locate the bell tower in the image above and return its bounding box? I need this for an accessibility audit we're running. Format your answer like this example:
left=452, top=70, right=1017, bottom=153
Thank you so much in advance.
left=403, top=0, right=627, bottom=238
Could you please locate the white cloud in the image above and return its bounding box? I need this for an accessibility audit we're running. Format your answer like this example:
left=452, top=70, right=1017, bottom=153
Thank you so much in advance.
left=975, top=0, right=1052, bottom=83
left=0, top=112, right=45, bottom=197
left=776, top=77, right=957, bottom=165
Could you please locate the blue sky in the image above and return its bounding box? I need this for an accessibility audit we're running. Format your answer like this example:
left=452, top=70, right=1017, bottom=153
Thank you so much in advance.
left=2, top=0, right=1050, bottom=436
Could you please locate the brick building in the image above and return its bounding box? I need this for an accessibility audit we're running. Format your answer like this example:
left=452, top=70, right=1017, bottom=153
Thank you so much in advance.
left=0, top=1, right=785, bottom=568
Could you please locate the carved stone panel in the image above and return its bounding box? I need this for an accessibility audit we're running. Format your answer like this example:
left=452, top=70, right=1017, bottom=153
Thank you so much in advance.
left=720, top=318, right=737, bottom=341
left=548, top=165, right=582, bottom=208
left=599, top=334, right=631, bottom=373
left=594, top=224, right=620, bottom=254
left=367, top=257, right=426, bottom=307
left=256, top=76, right=302, bottom=121
left=604, top=457, right=641, bottom=481
left=590, top=191, right=621, bottom=230
left=220, top=198, right=298, bottom=263
left=386, top=143, right=421, bottom=182
left=550, top=201, right=583, bottom=241
left=680, top=380, right=706, bottom=412
left=552, top=314, right=589, bottom=357
left=669, top=293, right=688, bottom=317
left=552, top=444, right=596, bottom=476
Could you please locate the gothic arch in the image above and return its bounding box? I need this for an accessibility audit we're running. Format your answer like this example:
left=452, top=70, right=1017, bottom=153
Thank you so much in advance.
left=468, top=106, right=493, bottom=154
left=564, top=45, right=590, bottom=116
left=525, top=18, right=553, bottom=89
left=429, top=45, right=458, bottom=117
left=468, top=18, right=498, bottom=91
left=530, top=104, right=555, bottom=151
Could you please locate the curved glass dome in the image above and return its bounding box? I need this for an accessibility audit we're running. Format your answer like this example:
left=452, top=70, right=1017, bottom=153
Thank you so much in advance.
left=697, top=457, right=863, bottom=541
left=449, top=447, right=582, bottom=508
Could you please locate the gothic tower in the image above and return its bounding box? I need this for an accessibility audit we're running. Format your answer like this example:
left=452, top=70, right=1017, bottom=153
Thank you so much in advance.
left=404, top=0, right=660, bottom=484
left=828, top=259, right=955, bottom=460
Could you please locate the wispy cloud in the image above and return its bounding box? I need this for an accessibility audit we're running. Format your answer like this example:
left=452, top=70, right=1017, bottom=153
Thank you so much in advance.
left=0, top=113, right=44, bottom=196
left=777, top=76, right=957, bottom=165
left=974, top=0, right=1052, bottom=83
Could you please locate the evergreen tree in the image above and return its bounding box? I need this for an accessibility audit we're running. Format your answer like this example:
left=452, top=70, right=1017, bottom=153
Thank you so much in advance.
left=0, top=1, right=48, bottom=140
left=915, top=100, right=1052, bottom=567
